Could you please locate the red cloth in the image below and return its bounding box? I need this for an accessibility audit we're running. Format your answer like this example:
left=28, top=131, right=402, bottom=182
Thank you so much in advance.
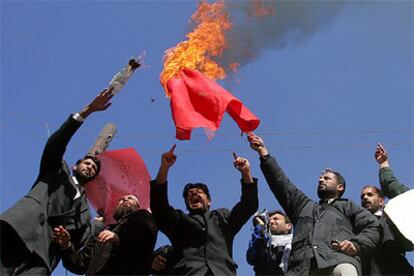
left=85, top=148, right=150, bottom=226
left=167, top=68, right=260, bottom=140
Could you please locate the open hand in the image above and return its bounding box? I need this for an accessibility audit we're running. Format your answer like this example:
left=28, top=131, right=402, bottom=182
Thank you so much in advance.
left=97, top=230, right=119, bottom=244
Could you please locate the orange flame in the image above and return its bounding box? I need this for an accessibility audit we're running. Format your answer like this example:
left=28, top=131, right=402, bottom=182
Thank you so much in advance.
left=160, top=1, right=233, bottom=96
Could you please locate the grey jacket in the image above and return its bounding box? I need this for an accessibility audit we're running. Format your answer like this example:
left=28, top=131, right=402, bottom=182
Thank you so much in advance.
left=260, top=155, right=380, bottom=275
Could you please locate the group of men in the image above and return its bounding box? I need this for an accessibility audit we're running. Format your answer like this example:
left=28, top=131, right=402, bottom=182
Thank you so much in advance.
left=0, top=88, right=412, bottom=276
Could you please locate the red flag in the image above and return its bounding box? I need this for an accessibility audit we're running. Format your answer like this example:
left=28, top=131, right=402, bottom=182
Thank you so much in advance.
left=85, top=148, right=150, bottom=226
left=167, top=68, right=260, bottom=140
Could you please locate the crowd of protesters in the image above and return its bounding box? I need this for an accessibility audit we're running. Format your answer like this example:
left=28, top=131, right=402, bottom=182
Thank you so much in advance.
left=0, top=88, right=412, bottom=276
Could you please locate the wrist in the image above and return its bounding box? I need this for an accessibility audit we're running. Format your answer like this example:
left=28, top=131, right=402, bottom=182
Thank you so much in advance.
left=258, top=147, right=269, bottom=157
left=79, top=106, right=93, bottom=119
left=379, top=161, right=390, bottom=168
left=241, top=172, right=254, bottom=183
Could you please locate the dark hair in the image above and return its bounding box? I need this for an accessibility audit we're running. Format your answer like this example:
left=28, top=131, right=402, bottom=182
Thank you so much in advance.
left=362, top=185, right=384, bottom=198
left=76, top=155, right=101, bottom=176
left=332, top=171, right=346, bottom=197
left=268, top=210, right=292, bottom=224
left=182, top=183, right=211, bottom=200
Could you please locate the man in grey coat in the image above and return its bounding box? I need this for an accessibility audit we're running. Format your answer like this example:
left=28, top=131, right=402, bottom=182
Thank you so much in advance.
left=247, top=133, right=380, bottom=275
left=0, top=88, right=113, bottom=275
left=150, top=146, right=258, bottom=275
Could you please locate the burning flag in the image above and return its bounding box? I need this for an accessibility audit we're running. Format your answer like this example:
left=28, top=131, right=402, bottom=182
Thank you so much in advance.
left=85, top=148, right=150, bottom=225
left=160, top=1, right=261, bottom=139
left=168, top=68, right=259, bottom=140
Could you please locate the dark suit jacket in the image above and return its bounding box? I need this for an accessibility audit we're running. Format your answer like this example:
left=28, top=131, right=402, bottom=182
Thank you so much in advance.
left=60, top=210, right=158, bottom=276
left=150, top=179, right=258, bottom=275
left=0, top=116, right=92, bottom=273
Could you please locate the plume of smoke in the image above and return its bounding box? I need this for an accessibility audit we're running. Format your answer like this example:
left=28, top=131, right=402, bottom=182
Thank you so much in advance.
left=219, top=0, right=348, bottom=70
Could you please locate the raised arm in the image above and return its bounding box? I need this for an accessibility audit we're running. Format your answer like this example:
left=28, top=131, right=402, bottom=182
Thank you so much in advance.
left=38, top=88, right=113, bottom=177
left=248, top=133, right=310, bottom=223
left=150, top=145, right=182, bottom=237
left=246, top=219, right=270, bottom=267
left=375, top=143, right=410, bottom=198
left=226, top=153, right=258, bottom=235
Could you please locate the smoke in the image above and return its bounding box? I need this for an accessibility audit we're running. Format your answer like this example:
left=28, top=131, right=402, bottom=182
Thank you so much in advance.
left=219, top=0, right=348, bottom=69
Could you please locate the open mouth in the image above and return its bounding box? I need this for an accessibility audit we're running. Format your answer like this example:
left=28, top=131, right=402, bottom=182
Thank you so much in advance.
left=190, top=196, right=202, bottom=206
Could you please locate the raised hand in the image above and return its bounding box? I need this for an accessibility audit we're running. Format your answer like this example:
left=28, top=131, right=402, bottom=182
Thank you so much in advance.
left=233, top=152, right=254, bottom=183
left=79, top=88, right=114, bottom=119
left=161, top=144, right=177, bottom=169
left=247, top=132, right=268, bottom=157
left=155, top=145, right=177, bottom=185
left=375, top=143, right=389, bottom=167
left=52, top=225, right=71, bottom=248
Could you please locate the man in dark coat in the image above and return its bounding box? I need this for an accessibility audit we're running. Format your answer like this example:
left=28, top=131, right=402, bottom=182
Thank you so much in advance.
left=247, top=133, right=380, bottom=275
left=0, top=88, right=113, bottom=275
left=53, top=194, right=158, bottom=275
left=150, top=146, right=258, bottom=275
left=246, top=210, right=293, bottom=275
left=360, top=144, right=413, bottom=275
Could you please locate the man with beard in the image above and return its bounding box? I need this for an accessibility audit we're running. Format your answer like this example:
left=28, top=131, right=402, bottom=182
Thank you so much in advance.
left=359, top=144, right=413, bottom=275
left=53, top=194, right=157, bottom=275
left=150, top=146, right=258, bottom=275
left=0, top=88, right=113, bottom=276
left=247, top=133, right=380, bottom=276
left=246, top=210, right=293, bottom=275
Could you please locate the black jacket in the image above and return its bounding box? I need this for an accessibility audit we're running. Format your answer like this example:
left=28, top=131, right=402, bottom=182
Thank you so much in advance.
left=0, top=116, right=92, bottom=273
left=150, top=179, right=258, bottom=275
left=60, top=210, right=158, bottom=275
left=260, top=155, right=380, bottom=275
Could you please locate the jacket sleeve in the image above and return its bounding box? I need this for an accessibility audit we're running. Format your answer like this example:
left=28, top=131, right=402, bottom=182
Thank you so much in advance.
left=59, top=236, right=95, bottom=274
left=150, top=180, right=182, bottom=238
left=259, top=155, right=311, bottom=224
left=349, top=202, right=381, bottom=257
left=37, top=115, right=82, bottom=179
left=379, top=167, right=411, bottom=199
left=59, top=219, right=103, bottom=274
left=246, top=224, right=270, bottom=266
left=227, top=178, right=259, bottom=236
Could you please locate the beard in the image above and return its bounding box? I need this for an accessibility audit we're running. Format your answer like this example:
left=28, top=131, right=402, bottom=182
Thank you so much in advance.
left=113, top=205, right=139, bottom=221
left=73, top=170, right=96, bottom=184
left=317, top=185, right=337, bottom=200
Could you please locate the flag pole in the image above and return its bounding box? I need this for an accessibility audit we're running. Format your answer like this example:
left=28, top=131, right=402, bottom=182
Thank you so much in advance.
left=87, top=123, right=117, bottom=156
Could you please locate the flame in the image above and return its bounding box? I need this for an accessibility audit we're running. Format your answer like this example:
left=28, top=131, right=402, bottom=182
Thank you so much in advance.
left=160, top=1, right=233, bottom=96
